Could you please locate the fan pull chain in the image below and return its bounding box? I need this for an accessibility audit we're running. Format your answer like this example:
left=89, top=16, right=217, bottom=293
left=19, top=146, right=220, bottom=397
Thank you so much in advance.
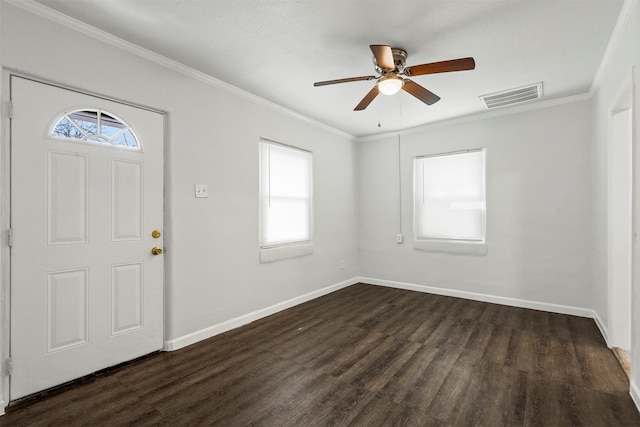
left=399, top=91, right=403, bottom=129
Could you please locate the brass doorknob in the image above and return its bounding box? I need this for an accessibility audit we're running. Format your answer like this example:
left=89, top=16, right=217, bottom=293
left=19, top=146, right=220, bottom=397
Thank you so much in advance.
left=151, top=247, right=163, bottom=255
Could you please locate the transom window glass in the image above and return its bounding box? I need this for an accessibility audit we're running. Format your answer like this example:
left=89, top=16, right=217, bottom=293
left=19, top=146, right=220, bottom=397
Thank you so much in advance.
left=260, top=139, right=313, bottom=248
left=51, top=109, right=139, bottom=149
left=414, top=149, right=486, bottom=241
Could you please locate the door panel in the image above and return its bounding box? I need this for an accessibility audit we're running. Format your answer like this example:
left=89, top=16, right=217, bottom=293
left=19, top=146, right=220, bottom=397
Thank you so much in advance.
left=47, top=151, right=89, bottom=245
left=112, top=160, right=143, bottom=241
left=46, top=268, right=89, bottom=353
left=10, top=77, right=164, bottom=400
left=111, top=262, right=143, bottom=335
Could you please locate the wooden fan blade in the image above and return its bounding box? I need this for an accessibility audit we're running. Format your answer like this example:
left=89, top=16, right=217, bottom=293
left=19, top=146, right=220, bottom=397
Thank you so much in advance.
left=404, top=57, right=476, bottom=77
left=354, top=86, right=379, bottom=111
left=370, top=45, right=395, bottom=70
left=313, top=76, right=377, bottom=87
left=402, top=79, right=440, bottom=105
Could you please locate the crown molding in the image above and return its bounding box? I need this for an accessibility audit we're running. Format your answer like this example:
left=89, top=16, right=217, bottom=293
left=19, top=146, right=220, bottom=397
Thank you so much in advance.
left=590, top=0, right=637, bottom=95
left=3, top=0, right=355, bottom=141
left=357, top=92, right=592, bottom=143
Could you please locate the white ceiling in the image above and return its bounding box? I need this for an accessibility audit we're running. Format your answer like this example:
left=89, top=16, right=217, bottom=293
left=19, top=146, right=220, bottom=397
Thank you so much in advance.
left=33, top=0, right=624, bottom=137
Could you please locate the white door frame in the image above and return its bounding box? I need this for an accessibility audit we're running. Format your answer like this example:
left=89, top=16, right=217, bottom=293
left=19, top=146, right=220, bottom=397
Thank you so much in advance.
left=0, top=70, right=11, bottom=412
left=0, top=70, right=167, bottom=411
left=607, top=70, right=635, bottom=361
left=608, top=77, right=634, bottom=351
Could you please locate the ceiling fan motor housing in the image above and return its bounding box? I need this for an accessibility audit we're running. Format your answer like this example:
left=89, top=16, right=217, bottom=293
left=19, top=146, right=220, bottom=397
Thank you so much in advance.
left=373, top=48, right=407, bottom=73
left=391, top=48, right=407, bottom=71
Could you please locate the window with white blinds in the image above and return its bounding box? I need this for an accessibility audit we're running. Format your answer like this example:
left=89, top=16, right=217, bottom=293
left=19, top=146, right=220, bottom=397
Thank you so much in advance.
left=414, top=149, right=486, bottom=241
left=260, top=140, right=312, bottom=249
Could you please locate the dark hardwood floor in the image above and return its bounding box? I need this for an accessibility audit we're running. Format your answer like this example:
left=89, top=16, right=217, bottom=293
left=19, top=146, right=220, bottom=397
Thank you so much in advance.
left=2, top=283, right=639, bottom=426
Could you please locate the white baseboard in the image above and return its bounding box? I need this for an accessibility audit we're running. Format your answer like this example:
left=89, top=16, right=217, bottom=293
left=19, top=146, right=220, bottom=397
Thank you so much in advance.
left=358, top=276, right=596, bottom=318
left=592, top=310, right=610, bottom=345
left=166, top=275, right=604, bottom=352
left=631, top=380, right=640, bottom=414
left=164, top=277, right=359, bottom=351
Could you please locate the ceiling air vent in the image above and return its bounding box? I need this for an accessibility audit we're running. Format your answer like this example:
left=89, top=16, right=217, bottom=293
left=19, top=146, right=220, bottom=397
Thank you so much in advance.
left=479, top=82, right=543, bottom=109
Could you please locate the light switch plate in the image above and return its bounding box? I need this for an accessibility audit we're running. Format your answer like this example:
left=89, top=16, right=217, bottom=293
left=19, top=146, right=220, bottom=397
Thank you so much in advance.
left=194, top=184, right=208, bottom=198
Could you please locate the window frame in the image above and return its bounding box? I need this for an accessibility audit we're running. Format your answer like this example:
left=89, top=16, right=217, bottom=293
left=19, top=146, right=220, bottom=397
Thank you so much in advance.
left=412, top=148, right=487, bottom=255
left=49, top=108, right=141, bottom=150
left=258, top=138, right=314, bottom=262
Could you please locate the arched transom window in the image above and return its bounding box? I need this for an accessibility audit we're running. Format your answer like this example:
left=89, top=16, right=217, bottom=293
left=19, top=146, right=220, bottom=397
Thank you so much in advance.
left=50, top=109, right=140, bottom=149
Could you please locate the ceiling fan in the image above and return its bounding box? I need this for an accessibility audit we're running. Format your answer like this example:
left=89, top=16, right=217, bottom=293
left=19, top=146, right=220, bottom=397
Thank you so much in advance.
left=313, top=45, right=475, bottom=111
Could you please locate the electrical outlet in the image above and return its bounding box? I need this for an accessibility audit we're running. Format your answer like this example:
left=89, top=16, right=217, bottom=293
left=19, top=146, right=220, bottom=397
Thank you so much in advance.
left=194, top=184, right=208, bottom=198
left=340, top=260, right=345, bottom=270
left=396, top=234, right=404, bottom=244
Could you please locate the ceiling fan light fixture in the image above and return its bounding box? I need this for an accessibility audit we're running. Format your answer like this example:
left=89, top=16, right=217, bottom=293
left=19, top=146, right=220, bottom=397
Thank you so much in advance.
left=313, top=45, right=475, bottom=110
left=377, top=75, right=404, bottom=95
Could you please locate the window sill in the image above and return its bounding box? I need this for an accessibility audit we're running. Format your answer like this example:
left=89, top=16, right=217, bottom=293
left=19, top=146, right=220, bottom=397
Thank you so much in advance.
left=413, top=239, right=487, bottom=256
left=259, top=243, right=314, bottom=263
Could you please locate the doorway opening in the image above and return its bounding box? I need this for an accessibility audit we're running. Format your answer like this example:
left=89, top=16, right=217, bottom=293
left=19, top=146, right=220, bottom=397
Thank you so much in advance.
left=608, top=82, right=633, bottom=378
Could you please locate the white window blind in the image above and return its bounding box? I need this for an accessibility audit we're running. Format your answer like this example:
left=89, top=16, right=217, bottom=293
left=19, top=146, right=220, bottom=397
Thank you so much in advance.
left=260, top=140, right=312, bottom=248
left=414, top=150, right=485, bottom=241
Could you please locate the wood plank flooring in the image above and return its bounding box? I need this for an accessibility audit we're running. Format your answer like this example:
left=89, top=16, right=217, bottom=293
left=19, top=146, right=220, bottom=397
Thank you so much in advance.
left=2, top=283, right=639, bottom=426
left=614, top=347, right=632, bottom=379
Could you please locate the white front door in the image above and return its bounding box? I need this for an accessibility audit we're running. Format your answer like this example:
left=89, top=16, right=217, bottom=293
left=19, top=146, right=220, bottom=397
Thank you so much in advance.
left=10, top=76, right=164, bottom=400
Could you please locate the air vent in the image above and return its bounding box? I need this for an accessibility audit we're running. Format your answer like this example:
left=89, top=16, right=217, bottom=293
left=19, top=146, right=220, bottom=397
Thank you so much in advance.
left=479, top=82, right=543, bottom=109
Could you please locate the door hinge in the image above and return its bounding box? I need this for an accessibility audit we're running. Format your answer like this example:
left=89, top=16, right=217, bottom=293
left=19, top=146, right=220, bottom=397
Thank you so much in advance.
left=7, top=101, right=13, bottom=119
left=6, top=358, right=12, bottom=376
left=7, top=229, right=12, bottom=248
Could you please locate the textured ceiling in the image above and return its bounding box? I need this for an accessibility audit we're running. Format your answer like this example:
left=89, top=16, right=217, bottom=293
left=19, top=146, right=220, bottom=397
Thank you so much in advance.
left=33, top=0, right=624, bottom=137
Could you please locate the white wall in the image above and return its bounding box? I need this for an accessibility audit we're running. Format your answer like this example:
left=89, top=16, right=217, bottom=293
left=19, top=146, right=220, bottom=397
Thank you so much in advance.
left=590, top=0, right=640, bottom=407
left=0, top=3, right=359, bottom=348
left=358, top=100, right=593, bottom=310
